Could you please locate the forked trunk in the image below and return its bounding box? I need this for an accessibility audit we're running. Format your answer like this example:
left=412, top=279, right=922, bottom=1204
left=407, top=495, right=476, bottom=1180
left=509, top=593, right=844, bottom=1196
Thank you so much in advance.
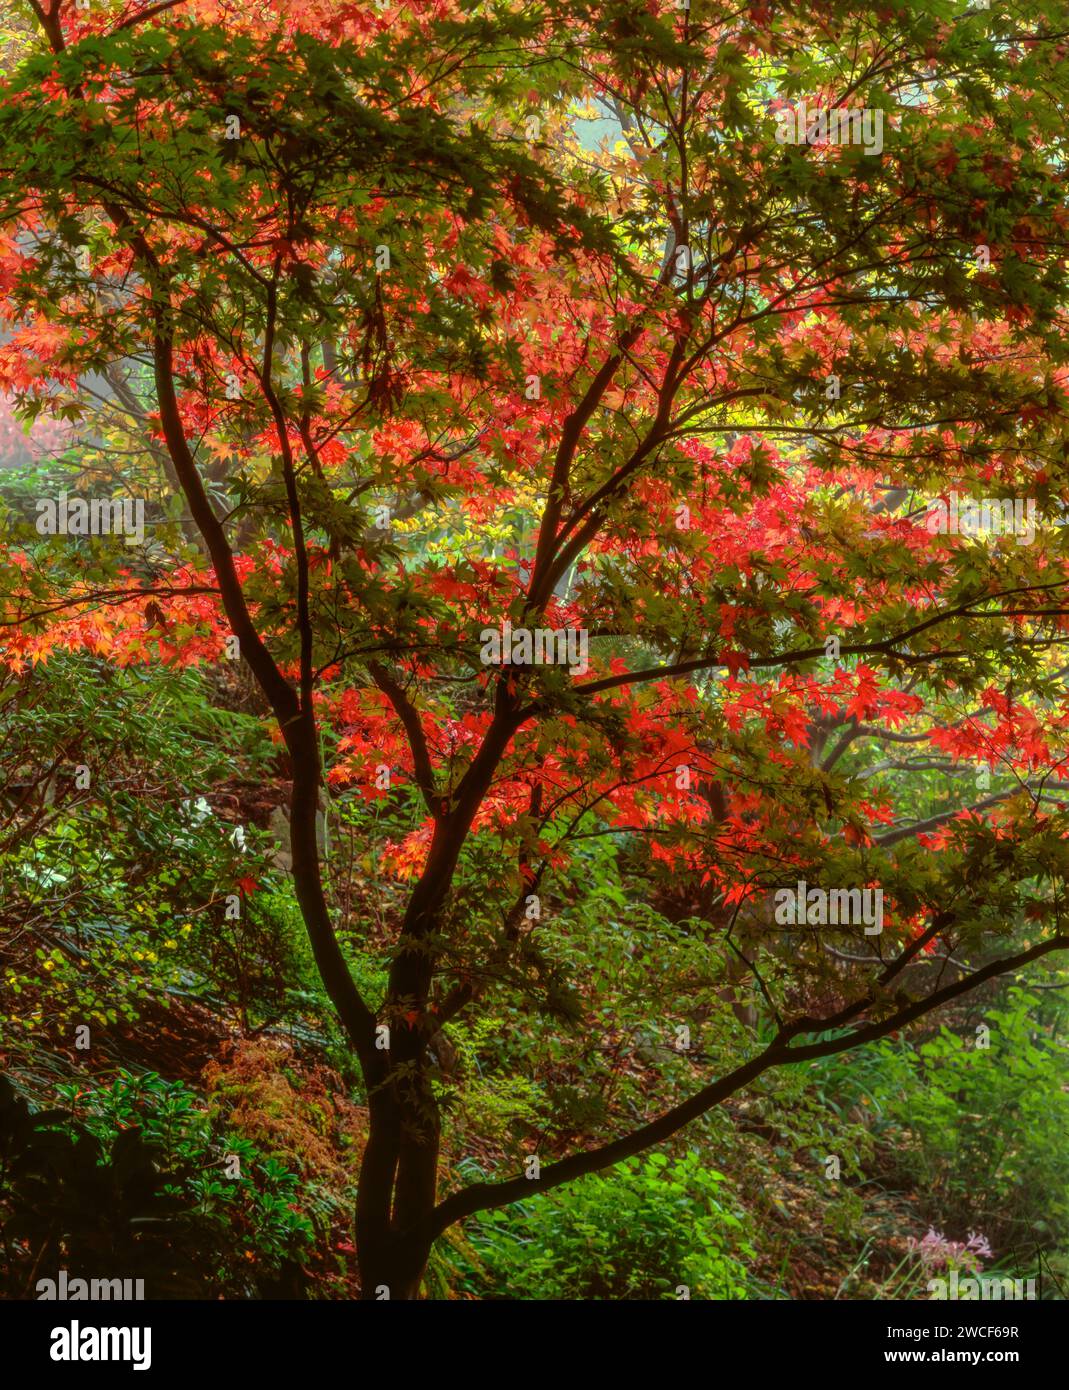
left=355, top=1095, right=440, bottom=1300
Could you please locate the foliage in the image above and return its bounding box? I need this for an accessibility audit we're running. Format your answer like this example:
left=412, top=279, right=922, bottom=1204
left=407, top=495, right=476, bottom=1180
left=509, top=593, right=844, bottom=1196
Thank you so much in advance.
left=0, top=1071, right=200, bottom=1298
left=441, top=1151, right=755, bottom=1301
left=54, top=1070, right=318, bottom=1297
left=870, top=991, right=1069, bottom=1255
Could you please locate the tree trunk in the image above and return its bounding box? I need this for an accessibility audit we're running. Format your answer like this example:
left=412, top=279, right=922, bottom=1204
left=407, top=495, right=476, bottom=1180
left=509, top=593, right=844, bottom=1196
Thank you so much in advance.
left=356, top=1227, right=433, bottom=1301
left=280, top=711, right=444, bottom=1295
left=355, top=1080, right=440, bottom=1300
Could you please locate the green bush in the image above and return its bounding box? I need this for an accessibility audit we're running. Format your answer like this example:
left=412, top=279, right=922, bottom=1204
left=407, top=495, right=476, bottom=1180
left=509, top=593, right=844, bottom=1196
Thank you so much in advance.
left=442, top=1150, right=755, bottom=1300
left=56, top=1070, right=317, bottom=1296
left=0, top=1073, right=201, bottom=1298
left=869, top=990, right=1069, bottom=1254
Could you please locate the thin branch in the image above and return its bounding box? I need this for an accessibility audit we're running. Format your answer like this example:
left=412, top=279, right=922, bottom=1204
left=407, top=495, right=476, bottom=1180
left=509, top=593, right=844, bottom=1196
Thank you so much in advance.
left=368, top=661, right=440, bottom=817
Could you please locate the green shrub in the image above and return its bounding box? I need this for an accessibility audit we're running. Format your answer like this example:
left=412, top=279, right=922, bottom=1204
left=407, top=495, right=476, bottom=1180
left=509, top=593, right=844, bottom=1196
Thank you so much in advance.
left=869, top=990, right=1069, bottom=1253
left=441, top=1150, right=755, bottom=1300
left=0, top=1073, right=201, bottom=1298
left=56, top=1070, right=316, bottom=1296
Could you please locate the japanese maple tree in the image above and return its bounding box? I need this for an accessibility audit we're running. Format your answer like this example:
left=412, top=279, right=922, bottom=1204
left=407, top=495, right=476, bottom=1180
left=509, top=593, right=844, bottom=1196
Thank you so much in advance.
left=4, top=0, right=1069, bottom=1297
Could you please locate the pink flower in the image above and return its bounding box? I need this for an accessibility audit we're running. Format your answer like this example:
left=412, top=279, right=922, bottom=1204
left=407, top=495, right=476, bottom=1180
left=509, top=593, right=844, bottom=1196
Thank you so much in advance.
left=907, top=1227, right=991, bottom=1274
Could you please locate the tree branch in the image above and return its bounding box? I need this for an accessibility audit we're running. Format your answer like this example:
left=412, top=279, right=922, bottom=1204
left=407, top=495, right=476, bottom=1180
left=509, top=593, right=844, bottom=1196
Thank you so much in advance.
left=369, top=661, right=440, bottom=817
left=421, top=932, right=1069, bottom=1241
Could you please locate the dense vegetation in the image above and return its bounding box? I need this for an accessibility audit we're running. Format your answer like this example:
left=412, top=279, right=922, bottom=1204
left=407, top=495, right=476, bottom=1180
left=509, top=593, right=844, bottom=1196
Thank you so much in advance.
left=2, top=0, right=1069, bottom=1301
